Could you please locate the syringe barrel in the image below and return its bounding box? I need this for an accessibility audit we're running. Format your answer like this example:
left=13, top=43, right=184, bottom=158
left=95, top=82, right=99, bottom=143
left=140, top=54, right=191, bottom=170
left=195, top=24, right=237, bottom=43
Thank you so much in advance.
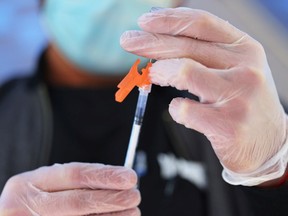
left=134, top=85, right=151, bottom=125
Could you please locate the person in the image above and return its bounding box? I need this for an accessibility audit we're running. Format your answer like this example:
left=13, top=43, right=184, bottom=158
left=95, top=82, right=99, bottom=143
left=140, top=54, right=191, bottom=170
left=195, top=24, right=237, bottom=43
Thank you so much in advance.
left=0, top=2, right=288, bottom=216
left=0, top=1, right=178, bottom=216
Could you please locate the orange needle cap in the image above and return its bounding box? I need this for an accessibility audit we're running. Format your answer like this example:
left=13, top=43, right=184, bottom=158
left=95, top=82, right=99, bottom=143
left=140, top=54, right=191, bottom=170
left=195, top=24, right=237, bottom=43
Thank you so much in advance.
left=115, top=59, right=152, bottom=103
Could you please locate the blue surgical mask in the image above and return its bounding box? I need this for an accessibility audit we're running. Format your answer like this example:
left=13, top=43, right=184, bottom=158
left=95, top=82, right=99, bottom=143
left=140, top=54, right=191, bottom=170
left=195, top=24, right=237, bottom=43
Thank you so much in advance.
left=42, top=0, right=176, bottom=76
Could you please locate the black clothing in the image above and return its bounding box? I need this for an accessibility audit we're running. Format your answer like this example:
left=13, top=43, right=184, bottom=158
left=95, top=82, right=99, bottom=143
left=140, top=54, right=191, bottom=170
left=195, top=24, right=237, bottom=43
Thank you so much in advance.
left=47, top=82, right=209, bottom=216
left=0, top=54, right=288, bottom=216
left=48, top=85, right=135, bottom=165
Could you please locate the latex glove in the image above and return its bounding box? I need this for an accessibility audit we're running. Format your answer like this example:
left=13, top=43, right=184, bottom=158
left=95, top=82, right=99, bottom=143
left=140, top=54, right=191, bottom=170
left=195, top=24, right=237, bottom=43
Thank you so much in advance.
left=0, top=163, right=140, bottom=216
left=120, top=7, right=288, bottom=186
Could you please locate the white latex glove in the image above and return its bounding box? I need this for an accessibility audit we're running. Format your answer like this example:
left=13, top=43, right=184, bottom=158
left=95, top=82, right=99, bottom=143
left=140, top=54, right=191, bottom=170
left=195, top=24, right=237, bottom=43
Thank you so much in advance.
left=0, top=163, right=141, bottom=216
left=120, top=7, right=288, bottom=186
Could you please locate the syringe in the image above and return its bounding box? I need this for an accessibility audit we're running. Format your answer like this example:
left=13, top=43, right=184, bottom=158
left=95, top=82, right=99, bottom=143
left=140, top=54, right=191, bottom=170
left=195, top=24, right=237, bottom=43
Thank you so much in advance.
left=115, top=58, right=152, bottom=168
left=124, top=84, right=151, bottom=168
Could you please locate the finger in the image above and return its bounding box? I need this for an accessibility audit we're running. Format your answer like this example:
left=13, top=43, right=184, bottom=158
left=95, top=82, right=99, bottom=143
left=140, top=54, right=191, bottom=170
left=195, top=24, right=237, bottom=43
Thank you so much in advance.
left=28, top=187, right=141, bottom=216
left=138, top=7, right=245, bottom=43
left=150, top=58, right=229, bottom=102
left=168, top=98, right=232, bottom=139
left=21, top=162, right=137, bottom=192
left=121, top=30, right=234, bottom=69
left=89, top=208, right=141, bottom=216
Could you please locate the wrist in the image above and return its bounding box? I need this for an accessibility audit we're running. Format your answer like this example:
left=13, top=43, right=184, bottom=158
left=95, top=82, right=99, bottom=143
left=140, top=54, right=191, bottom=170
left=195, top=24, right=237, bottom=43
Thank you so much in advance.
left=258, top=166, right=288, bottom=187
left=222, top=115, right=288, bottom=186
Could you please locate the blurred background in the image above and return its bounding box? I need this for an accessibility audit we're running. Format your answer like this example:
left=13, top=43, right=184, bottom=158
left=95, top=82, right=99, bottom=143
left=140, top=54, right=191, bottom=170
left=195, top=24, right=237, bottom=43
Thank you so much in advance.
left=0, top=0, right=287, bottom=103
left=0, top=0, right=46, bottom=85
left=183, top=0, right=288, bottom=104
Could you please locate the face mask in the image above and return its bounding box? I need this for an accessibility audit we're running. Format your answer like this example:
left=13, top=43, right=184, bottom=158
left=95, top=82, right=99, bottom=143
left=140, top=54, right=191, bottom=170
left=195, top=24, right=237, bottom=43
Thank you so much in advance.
left=42, top=0, right=177, bottom=76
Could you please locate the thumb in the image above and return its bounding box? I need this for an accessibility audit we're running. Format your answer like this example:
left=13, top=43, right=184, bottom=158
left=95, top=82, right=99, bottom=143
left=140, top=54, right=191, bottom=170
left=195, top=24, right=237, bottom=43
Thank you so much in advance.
left=168, top=97, right=232, bottom=140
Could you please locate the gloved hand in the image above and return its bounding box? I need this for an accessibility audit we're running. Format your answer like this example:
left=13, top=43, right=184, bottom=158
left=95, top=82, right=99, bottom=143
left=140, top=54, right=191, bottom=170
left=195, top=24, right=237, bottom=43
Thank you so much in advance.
left=0, top=163, right=140, bottom=216
left=120, top=7, right=288, bottom=186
